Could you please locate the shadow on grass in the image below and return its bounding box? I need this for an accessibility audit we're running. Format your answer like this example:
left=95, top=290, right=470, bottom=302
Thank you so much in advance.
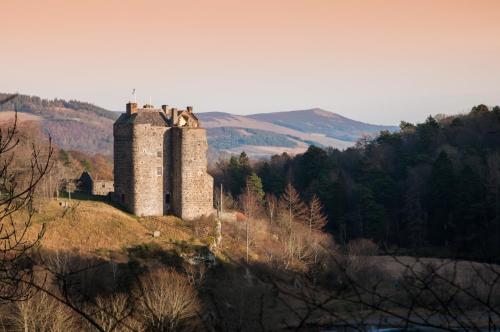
left=60, top=191, right=137, bottom=218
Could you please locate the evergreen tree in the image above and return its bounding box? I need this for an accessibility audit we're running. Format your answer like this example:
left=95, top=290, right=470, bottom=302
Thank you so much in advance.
left=224, top=152, right=252, bottom=197
left=470, top=104, right=489, bottom=115
left=246, top=172, right=265, bottom=205
left=453, top=166, right=485, bottom=251
left=428, top=151, right=455, bottom=247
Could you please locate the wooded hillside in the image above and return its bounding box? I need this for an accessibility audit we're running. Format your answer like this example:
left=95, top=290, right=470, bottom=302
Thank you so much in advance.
left=214, top=105, right=500, bottom=260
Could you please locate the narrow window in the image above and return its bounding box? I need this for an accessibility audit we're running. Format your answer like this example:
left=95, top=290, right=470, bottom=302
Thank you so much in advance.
left=157, top=151, right=162, bottom=157
left=157, top=167, right=162, bottom=176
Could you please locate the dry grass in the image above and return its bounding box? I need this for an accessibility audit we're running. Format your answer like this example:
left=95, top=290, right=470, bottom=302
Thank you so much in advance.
left=18, top=196, right=324, bottom=272
left=22, top=199, right=194, bottom=256
left=139, top=216, right=193, bottom=243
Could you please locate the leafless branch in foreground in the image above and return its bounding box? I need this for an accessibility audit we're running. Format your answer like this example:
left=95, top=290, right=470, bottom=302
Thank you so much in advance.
left=0, top=94, right=53, bottom=303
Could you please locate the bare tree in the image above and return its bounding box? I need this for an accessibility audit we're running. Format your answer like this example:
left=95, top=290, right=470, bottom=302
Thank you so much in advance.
left=0, top=95, right=53, bottom=302
left=91, top=293, right=137, bottom=332
left=11, top=290, right=76, bottom=332
left=240, top=182, right=260, bottom=263
left=306, top=194, right=328, bottom=233
left=136, top=268, right=201, bottom=332
left=277, top=183, right=307, bottom=266
left=278, top=183, right=307, bottom=231
left=265, top=193, right=278, bottom=227
left=271, top=246, right=500, bottom=331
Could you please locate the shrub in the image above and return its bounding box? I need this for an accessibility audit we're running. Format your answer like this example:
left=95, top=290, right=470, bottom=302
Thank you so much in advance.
left=136, top=268, right=201, bottom=331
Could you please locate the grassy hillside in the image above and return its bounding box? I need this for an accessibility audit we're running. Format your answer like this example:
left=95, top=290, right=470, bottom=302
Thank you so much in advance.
left=28, top=196, right=189, bottom=254
left=10, top=194, right=497, bottom=331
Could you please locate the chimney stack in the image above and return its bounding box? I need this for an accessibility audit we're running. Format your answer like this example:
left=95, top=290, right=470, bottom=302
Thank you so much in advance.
left=161, top=105, right=169, bottom=113
left=126, top=102, right=138, bottom=116
left=187, top=106, right=193, bottom=113
left=171, top=108, right=178, bottom=126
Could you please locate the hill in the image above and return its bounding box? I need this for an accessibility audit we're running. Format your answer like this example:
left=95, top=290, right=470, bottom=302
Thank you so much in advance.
left=0, top=93, right=117, bottom=155
left=14, top=193, right=498, bottom=331
left=0, top=93, right=396, bottom=158
left=248, top=108, right=396, bottom=142
left=199, top=109, right=396, bottom=156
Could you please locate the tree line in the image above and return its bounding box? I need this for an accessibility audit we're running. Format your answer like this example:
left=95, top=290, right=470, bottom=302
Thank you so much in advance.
left=0, top=92, right=118, bottom=120
left=212, top=105, right=500, bottom=261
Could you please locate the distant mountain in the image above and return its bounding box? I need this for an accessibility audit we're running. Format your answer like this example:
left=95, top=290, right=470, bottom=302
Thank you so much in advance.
left=0, top=93, right=397, bottom=158
left=247, top=108, right=397, bottom=142
left=198, top=109, right=396, bottom=157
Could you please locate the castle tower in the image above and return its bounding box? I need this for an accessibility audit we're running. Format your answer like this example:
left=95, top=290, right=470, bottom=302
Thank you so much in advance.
left=113, top=102, right=214, bottom=219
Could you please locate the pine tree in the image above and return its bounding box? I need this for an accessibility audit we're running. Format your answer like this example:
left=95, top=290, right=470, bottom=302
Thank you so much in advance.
left=429, top=151, right=456, bottom=247
left=246, top=172, right=265, bottom=205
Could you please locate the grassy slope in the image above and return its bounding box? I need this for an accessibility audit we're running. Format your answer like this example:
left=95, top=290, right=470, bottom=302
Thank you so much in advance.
left=19, top=195, right=498, bottom=329
left=27, top=196, right=193, bottom=256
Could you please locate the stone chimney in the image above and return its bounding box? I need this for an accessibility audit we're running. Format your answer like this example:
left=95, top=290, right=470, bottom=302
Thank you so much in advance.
left=187, top=106, right=193, bottom=113
left=171, top=108, right=178, bottom=126
left=161, top=105, right=169, bottom=113
left=126, top=102, right=138, bottom=116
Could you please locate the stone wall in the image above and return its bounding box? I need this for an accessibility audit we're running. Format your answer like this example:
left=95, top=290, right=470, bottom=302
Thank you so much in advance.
left=131, top=124, right=169, bottom=216
left=171, top=127, right=214, bottom=220
left=113, top=104, right=214, bottom=219
left=92, top=180, right=114, bottom=196
left=113, top=122, right=134, bottom=210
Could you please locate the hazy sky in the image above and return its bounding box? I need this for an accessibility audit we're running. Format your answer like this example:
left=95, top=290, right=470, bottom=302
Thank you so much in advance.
left=1, top=0, right=500, bottom=124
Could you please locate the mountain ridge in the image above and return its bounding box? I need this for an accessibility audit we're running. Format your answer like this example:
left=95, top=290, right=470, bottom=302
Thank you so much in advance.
left=0, top=92, right=397, bottom=157
left=246, top=108, right=396, bottom=142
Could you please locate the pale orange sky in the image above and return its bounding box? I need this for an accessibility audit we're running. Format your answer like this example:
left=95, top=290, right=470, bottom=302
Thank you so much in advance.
left=1, top=0, right=500, bottom=123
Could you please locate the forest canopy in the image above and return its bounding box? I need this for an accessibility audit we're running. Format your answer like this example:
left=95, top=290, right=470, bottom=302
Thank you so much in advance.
left=213, top=105, right=500, bottom=261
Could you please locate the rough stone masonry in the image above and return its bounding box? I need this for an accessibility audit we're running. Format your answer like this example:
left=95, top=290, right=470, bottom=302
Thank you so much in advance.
left=113, top=102, right=214, bottom=219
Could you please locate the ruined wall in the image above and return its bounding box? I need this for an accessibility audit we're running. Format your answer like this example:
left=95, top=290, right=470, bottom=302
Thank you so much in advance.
left=171, top=127, right=214, bottom=219
left=92, top=180, right=114, bottom=196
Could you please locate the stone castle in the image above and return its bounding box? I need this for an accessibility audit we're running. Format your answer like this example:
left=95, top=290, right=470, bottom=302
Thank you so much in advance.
left=113, top=102, right=214, bottom=219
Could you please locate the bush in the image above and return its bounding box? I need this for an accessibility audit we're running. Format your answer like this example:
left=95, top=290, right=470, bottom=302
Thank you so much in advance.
left=136, top=268, right=201, bottom=331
